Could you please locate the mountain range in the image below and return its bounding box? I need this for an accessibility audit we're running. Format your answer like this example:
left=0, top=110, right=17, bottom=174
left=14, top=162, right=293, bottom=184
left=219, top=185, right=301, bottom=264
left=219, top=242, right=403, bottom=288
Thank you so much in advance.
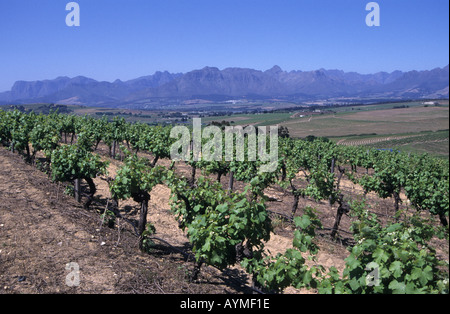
left=0, top=65, right=448, bottom=108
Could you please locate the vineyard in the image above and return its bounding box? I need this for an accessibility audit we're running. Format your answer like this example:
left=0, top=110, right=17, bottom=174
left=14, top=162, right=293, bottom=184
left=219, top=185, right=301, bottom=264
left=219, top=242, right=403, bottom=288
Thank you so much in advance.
left=0, top=109, right=448, bottom=294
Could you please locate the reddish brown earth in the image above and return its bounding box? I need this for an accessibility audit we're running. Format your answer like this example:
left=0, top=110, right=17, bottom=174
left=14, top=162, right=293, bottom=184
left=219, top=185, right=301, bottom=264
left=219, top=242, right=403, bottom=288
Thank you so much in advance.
left=0, top=148, right=249, bottom=294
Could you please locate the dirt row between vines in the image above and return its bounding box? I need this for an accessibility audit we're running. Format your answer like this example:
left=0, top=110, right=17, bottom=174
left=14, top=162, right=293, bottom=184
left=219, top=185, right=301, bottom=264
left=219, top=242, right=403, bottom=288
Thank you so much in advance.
left=337, top=135, right=416, bottom=146
left=0, top=147, right=254, bottom=294
left=91, top=149, right=350, bottom=294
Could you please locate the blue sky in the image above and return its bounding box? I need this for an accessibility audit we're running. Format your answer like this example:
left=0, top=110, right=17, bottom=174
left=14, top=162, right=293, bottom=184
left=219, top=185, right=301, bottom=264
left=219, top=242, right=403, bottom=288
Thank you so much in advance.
left=0, top=0, right=448, bottom=92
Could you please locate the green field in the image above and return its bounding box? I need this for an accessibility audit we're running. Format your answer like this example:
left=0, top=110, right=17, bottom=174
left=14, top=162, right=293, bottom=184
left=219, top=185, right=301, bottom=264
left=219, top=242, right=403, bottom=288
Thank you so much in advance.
left=206, top=100, right=450, bottom=158
left=360, top=130, right=450, bottom=158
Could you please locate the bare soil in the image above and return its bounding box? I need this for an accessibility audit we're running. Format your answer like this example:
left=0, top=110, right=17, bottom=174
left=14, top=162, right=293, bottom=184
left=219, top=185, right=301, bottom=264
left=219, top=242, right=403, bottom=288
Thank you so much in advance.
left=0, top=148, right=250, bottom=294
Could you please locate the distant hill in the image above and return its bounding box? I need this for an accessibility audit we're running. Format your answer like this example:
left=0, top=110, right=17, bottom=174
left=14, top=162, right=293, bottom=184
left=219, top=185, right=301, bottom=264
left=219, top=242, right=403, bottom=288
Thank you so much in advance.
left=0, top=66, right=448, bottom=108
